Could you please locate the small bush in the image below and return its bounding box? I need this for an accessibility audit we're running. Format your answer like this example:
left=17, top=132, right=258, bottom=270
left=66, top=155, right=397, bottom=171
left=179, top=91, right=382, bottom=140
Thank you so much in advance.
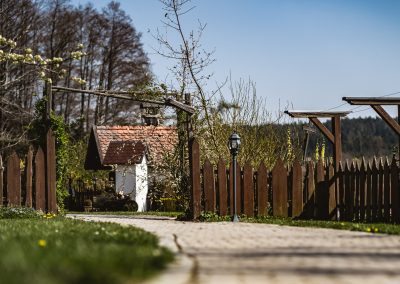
left=0, top=207, right=43, bottom=219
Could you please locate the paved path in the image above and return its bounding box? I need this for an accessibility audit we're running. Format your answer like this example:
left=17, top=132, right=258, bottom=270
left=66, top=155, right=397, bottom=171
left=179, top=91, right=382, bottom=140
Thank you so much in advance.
left=70, top=215, right=400, bottom=284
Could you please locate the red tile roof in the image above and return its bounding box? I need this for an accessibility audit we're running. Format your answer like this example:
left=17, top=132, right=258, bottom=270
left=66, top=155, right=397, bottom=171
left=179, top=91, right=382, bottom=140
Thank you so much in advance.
left=103, top=141, right=146, bottom=165
left=94, top=125, right=178, bottom=165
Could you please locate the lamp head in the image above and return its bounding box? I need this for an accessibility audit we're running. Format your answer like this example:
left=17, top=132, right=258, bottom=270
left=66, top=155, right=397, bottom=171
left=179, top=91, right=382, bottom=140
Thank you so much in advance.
left=228, top=132, right=241, bottom=155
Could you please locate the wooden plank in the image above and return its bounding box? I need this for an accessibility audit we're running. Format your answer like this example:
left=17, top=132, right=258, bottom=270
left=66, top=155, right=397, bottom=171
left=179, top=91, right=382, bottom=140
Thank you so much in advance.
left=343, top=97, right=400, bottom=105
left=285, top=110, right=351, bottom=118
left=291, top=160, right=303, bottom=218
left=189, top=138, right=201, bottom=219
left=349, top=162, right=356, bottom=221
left=46, top=129, right=57, bottom=213
left=328, top=162, right=336, bottom=220
left=338, top=162, right=345, bottom=221
left=0, top=155, right=3, bottom=206
left=352, top=162, right=359, bottom=221
left=383, top=158, right=391, bottom=222
left=203, top=158, right=215, bottom=212
left=217, top=158, right=228, bottom=216
left=243, top=162, right=254, bottom=217
left=35, top=147, right=46, bottom=211
left=343, top=162, right=350, bottom=221
left=371, top=158, right=379, bottom=221
left=366, top=162, right=372, bottom=222
left=378, top=159, right=384, bottom=221
left=309, top=117, right=334, bottom=143
left=359, top=159, right=366, bottom=222
left=7, top=152, right=21, bottom=206
left=371, top=105, right=400, bottom=135
left=272, top=159, right=288, bottom=217
left=315, top=159, right=328, bottom=219
left=304, top=161, right=315, bottom=218
left=390, top=156, right=399, bottom=223
left=25, top=147, right=33, bottom=208
left=257, top=162, right=268, bottom=216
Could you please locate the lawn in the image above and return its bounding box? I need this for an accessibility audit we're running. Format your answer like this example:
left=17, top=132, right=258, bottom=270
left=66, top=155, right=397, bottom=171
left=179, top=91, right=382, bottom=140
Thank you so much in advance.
left=68, top=210, right=181, bottom=218
left=0, top=209, right=173, bottom=284
left=198, top=212, right=400, bottom=235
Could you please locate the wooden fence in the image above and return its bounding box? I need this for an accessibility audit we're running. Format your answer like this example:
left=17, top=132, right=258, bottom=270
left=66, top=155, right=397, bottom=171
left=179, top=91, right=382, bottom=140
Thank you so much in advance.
left=190, top=139, right=400, bottom=223
left=0, top=129, right=57, bottom=213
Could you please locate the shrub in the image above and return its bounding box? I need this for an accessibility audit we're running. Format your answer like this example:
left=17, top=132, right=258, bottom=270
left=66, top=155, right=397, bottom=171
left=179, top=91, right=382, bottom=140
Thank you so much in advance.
left=0, top=207, right=43, bottom=219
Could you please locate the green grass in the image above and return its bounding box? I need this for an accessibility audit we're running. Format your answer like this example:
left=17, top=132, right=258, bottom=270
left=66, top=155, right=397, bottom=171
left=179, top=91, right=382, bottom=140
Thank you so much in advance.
left=0, top=216, right=173, bottom=284
left=198, top=212, right=400, bottom=235
left=68, top=211, right=182, bottom=218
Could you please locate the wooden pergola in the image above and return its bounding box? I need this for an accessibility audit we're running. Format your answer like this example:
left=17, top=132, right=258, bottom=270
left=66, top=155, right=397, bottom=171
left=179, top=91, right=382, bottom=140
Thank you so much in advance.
left=342, top=97, right=400, bottom=159
left=284, top=110, right=351, bottom=170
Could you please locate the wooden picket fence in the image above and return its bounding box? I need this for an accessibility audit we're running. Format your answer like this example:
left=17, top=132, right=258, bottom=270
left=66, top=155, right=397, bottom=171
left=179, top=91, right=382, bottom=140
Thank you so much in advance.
left=190, top=139, right=400, bottom=223
left=0, top=129, right=57, bottom=213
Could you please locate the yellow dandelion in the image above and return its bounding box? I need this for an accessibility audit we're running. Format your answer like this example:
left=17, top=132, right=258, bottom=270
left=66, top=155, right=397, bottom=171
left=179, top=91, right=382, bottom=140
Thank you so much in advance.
left=38, top=239, right=47, bottom=247
left=374, top=228, right=379, bottom=233
left=366, top=228, right=371, bottom=232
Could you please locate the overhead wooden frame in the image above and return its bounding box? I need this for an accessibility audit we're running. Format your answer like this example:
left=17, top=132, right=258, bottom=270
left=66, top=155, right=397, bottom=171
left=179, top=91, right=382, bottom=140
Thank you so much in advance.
left=285, top=110, right=351, bottom=170
left=343, top=97, right=400, bottom=158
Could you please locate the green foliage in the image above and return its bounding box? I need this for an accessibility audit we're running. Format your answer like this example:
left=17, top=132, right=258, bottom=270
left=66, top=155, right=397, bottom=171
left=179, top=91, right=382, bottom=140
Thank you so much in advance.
left=29, top=97, right=70, bottom=211
left=0, top=207, right=43, bottom=219
left=0, top=218, right=173, bottom=284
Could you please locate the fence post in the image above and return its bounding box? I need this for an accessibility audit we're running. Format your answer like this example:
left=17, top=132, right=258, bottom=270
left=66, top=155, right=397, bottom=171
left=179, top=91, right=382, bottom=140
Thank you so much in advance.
left=383, top=158, right=391, bottom=222
left=46, top=129, right=57, bottom=213
left=291, top=160, right=303, bottom=218
left=257, top=162, right=268, bottom=216
left=189, top=138, right=201, bottom=219
left=371, top=158, right=379, bottom=222
left=25, top=147, right=33, bottom=208
left=243, top=162, right=254, bottom=217
left=203, top=158, right=215, bottom=213
left=0, top=155, right=3, bottom=206
left=7, top=152, right=21, bottom=206
left=217, top=158, right=228, bottom=216
left=272, top=159, right=288, bottom=217
left=315, top=159, right=328, bottom=220
left=35, top=147, right=46, bottom=211
left=390, top=156, right=399, bottom=223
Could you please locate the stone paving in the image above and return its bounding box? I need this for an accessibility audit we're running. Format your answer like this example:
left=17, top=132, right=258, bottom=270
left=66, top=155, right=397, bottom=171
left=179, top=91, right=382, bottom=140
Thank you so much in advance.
left=71, top=215, right=400, bottom=284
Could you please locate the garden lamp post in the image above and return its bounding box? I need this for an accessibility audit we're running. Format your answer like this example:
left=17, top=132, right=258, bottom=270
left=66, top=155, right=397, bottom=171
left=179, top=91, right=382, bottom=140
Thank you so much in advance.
left=229, top=132, right=241, bottom=222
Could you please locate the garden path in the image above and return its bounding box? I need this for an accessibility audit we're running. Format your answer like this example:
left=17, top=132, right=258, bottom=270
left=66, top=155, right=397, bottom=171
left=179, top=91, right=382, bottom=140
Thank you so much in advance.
left=70, top=215, right=400, bottom=284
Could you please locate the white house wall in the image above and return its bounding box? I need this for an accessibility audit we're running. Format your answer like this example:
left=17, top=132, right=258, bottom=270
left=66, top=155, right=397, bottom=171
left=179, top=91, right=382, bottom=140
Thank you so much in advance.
left=115, top=157, right=148, bottom=212
left=135, top=156, right=148, bottom=212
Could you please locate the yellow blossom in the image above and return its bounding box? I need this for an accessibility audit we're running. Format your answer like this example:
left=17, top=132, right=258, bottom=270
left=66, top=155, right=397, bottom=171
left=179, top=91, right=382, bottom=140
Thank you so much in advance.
left=38, top=239, right=47, bottom=247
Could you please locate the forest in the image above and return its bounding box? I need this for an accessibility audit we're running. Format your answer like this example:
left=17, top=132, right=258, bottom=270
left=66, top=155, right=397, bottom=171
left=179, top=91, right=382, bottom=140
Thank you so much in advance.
left=0, top=0, right=151, bottom=152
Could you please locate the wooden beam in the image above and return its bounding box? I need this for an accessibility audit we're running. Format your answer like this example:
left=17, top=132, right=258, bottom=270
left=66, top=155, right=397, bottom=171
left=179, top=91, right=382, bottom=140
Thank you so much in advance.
left=343, top=97, right=400, bottom=105
left=371, top=105, right=400, bottom=135
left=165, top=98, right=195, bottom=115
left=309, top=117, right=334, bottom=144
left=285, top=110, right=351, bottom=118
left=52, top=86, right=166, bottom=105
left=52, top=86, right=195, bottom=115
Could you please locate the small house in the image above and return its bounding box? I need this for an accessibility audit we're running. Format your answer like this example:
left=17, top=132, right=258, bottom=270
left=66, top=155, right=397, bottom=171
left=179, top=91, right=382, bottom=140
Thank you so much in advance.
left=84, top=125, right=178, bottom=211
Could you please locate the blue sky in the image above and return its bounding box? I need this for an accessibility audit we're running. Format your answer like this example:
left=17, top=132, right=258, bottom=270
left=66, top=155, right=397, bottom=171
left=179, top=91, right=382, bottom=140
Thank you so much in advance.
left=71, top=0, right=400, bottom=118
